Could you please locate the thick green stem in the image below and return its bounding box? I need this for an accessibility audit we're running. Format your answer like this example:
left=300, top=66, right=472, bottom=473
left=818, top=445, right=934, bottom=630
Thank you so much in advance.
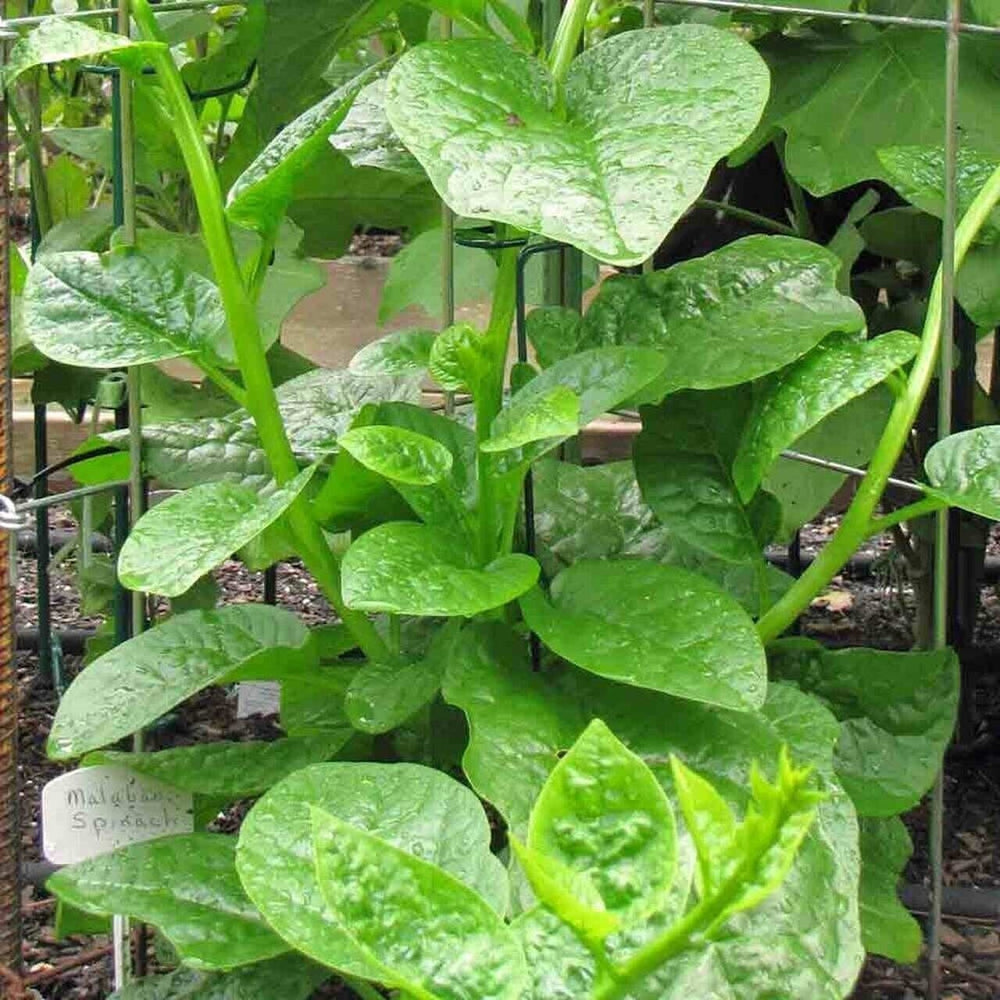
left=131, top=0, right=388, bottom=663
left=756, top=162, right=1000, bottom=642
left=548, top=0, right=590, bottom=83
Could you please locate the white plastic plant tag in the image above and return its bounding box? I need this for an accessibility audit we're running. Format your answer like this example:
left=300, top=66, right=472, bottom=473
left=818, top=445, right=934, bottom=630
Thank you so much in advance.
left=236, top=681, right=281, bottom=718
left=41, top=765, right=194, bottom=864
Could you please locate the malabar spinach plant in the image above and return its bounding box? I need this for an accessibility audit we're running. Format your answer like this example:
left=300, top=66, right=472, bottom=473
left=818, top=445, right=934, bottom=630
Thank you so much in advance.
left=12, top=0, right=1000, bottom=996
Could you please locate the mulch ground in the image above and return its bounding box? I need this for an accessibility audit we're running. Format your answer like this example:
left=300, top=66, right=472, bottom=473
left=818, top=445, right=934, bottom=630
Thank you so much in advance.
left=7, top=510, right=1000, bottom=999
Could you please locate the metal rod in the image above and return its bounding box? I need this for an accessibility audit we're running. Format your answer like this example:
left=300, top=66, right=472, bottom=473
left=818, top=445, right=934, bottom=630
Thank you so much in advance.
left=658, top=0, right=1000, bottom=35
left=32, top=404, right=52, bottom=682
left=263, top=565, right=277, bottom=604
left=16, top=479, right=132, bottom=513
left=779, top=449, right=925, bottom=494
left=0, top=0, right=243, bottom=30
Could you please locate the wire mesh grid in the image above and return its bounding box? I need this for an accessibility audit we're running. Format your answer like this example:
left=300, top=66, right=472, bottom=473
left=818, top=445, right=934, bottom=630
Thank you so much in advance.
left=0, top=0, right=983, bottom=996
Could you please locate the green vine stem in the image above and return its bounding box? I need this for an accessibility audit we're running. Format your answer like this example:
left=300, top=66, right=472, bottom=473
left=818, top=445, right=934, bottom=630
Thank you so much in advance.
left=756, top=161, right=1000, bottom=642
left=867, top=495, right=948, bottom=536
left=130, top=0, right=389, bottom=663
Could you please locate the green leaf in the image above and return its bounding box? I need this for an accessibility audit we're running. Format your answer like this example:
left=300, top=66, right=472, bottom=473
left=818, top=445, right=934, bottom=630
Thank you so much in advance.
left=779, top=31, right=1000, bottom=196
left=24, top=249, right=227, bottom=369
left=379, top=227, right=497, bottom=324
left=84, top=735, right=348, bottom=798
left=482, top=385, right=580, bottom=453
left=520, top=559, right=766, bottom=710
left=732, top=331, right=920, bottom=502
left=227, top=65, right=384, bottom=233
left=338, top=425, right=453, bottom=486
left=118, top=467, right=315, bottom=597
left=442, top=625, right=864, bottom=997
left=343, top=522, right=539, bottom=616
left=311, top=805, right=526, bottom=999
left=635, top=388, right=775, bottom=564
left=181, top=0, right=266, bottom=97
left=48, top=834, right=287, bottom=969
left=579, top=236, right=864, bottom=398
left=769, top=639, right=960, bottom=815
left=45, top=155, right=91, bottom=226
left=329, top=77, right=423, bottom=174
left=385, top=27, right=768, bottom=264
left=108, top=954, right=329, bottom=1000
left=350, top=328, right=437, bottom=376
left=236, top=762, right=509, bottom=978
left=280, top=671, right=357, bottom=739
left=525, top=306, right=582, bottom=369
left=858, top=817, right=922, bottom=963
left=427, top=322, right=492, bottom=395
left=528, top=718, right=676, bottom=923
left=2, top=18, right=144, bottom=87
left=924, top=426, right=1000, bottom=520
left=48, top=604, right=314, bottom=759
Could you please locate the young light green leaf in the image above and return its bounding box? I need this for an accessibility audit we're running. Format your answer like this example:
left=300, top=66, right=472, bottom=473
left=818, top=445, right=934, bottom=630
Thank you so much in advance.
left=227, top=64, right=384, bottom=233
left=732, top=331, right=920, bottom=501
left=48, top=834, right=288, bottom=969
left=519, top=560, right=766, bottom=710
left=428, top=322, right=492, bottom=395
left=310, top=806, right=527, bottom=1000
left=2, top=18, right=145, bottom=88
left=343, top=522, right=539, bottom=616
left=237, top=762, right=509, bottom=979
left=118, top=467, right=315, bottom=597
left=385, top=27, right=768, bottom=264
left=337, top=425, right=453, bottom=486
left=481, top=385, right=580, bottom=453
left=48, top=605, right=313, bottom=759
left=24, top=250, right=227, bottom=369
left=350, top=328, right=437, bottom=376
left=581, top=237, right=865, bottom=399
left=107, top=954, right=329, bottom=1000
left=858, top=817, right=922, bottom=963
left=924, top=425, right=1000, bottom=520
left=83, top=735, right=348, bottom=798
left=508, top=836, right=620, bottom=943
left=528, top=718, right=676, bottom=923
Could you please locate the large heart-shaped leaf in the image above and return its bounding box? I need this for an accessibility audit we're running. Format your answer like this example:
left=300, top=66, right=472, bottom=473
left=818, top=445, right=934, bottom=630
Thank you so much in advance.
left=577, top=236, right=864, bottom=399
left=49, top=605, right=314, bottom=759
left=520, top=559, right=766, bottom=710
left=311, top=806, right=526, bottom=999
left=343, top=522, right=539, bottom=616
left=236, top=762, right=509, bottom=978
left=337, top=425, right=453, bottom=485
left=385, top=27, right=769, bottom=265
left=24, top=249, right=226, bottom=368
left=924, top=426, right=1000, bottom=521
left=118, top=467, right=315, bottom=597
left=48, top=834, right=287, bottom=969
left=732, top=331, right=919, bottom=502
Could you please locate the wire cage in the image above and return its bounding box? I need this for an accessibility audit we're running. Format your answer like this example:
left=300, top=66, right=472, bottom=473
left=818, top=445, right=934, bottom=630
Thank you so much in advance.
left=0, top=1, right=992, bottom=997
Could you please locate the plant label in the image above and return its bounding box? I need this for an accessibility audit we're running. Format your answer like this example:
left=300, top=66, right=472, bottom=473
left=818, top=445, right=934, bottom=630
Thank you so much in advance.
left=41, top=765, right=194, bottom=864
left=237, top=681, right=281, bottom=718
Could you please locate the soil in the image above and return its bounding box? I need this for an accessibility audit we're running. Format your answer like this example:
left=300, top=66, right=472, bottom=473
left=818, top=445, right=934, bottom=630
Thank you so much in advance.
left=6, top=510, right=1000, bottom=999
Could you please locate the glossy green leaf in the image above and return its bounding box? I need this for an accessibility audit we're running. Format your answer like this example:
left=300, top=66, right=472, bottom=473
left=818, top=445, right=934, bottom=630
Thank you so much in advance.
left=118, top=467, right=315, bottom=597
left=525, top=306, right=582, bottom=369
left=769, top=639, right=959, bottom=816
left=181, top=0, right=266, bottom=97
left=311, top=806, right=526, bottom=999
left=227, top=65, right=383, bottom=233
left=237, top=762, right=509, bottom=978
left=635, top=388, right=777, bottom=565
left=732, top=331, right=920, bottom=502
left=24, top=249, right=226, bottom=369
left=529, top=718, right=676, bottom=922
left=924, top=426, right=1000, bottom=520
left=859, top=817, right=922, bottom=963
left=520, top=559, right=766, bottom=710
left=2, top=18, right=143, bottom=87
left=280, top=670, right=357, bottom=739
left=329, top=77, right=423, bottom=174
left=581, top=237, right=864, bottom=398
left=350, top=328, right=437, bottom=376
left=428, top=322, right=492, bottom=395
left=482, top=385, right=580, bottom=453
left=442, top=624, right=863, bottom=996
left=84, top=735, right=347, bottom=798
left=48, top=604, right=313, bottom=759
left=343, top=522, right=538, bottom=616
left=48, top=834, right=287, bottom=969
left=386, top=27, right=768, bottom=264
left=108, top=954, right=329, bottom=1000
left=337, top=425, right=453, bottom=486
